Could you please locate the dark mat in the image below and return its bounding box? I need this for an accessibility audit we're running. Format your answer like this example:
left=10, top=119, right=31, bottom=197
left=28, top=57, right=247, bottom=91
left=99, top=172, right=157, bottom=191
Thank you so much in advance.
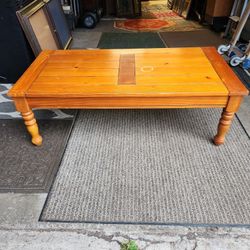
left=0, top=84, right=76, bottom=119
left=160, top=30, right=226, bottom=48
left=98, top=32, right=165, bottom=49
left=0, top=118, right=75, bottom=192
left=233, top=67, right=250, bottom=91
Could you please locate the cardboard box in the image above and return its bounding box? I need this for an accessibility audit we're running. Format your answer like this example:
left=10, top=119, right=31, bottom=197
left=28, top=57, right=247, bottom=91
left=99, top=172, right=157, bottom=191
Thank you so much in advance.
left=206, top=0, right=234, bottom=17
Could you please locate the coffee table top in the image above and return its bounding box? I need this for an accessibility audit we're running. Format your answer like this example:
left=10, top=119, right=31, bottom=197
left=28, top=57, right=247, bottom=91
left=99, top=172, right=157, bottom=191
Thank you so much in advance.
left=9, top=47, right=248, bottom=98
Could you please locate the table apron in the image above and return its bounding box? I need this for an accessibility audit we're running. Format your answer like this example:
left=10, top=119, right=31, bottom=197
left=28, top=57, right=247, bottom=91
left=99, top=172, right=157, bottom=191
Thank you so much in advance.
left=25, top=96, right=229, bottom=109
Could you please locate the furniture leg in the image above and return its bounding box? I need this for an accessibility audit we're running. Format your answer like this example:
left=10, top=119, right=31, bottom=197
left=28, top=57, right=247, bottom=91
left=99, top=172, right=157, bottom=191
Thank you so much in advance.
left=21, top=110, right=42, bottom=146
left=213, top=96, right=243, bottom=145
left=214, top=109, right=235, bottom=145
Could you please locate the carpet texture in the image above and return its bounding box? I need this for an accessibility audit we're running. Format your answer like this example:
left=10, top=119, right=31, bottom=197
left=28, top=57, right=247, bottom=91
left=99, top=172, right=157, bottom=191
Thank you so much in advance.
left=41, top=109, right=250, bottom=225
left=233, top=67, right=250, bottom=91
left=114, top=0, right=203, bottom=32
left=0, top=119, right=75, bottom=192
left=160, top=30, right=226, bottom=48
left=98, top=32, right=165, bottom=49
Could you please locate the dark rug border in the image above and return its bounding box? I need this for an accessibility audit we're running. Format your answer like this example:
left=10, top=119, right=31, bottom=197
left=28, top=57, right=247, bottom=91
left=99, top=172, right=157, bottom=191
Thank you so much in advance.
left=0, top=111, right=78, bottom=193
left=236, top=113, right=250, bottom=139
left=39, top=218, right=250, bottom=229
left=39, top=110, right=80, bottom=218
left=42, top=111, right=79, bottom=193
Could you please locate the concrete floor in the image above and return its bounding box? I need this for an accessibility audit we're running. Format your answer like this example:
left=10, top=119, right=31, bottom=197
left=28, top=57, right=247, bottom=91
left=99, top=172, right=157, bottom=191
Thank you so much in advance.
left=1, top=23, right=250, bottom=249
left=1, top=213, right=250, bottom=249
left=1, top=196, right=250, bottom=250
left=75, top=20, right=129, bottom=33
left=70, top=31, right=102, bottom=49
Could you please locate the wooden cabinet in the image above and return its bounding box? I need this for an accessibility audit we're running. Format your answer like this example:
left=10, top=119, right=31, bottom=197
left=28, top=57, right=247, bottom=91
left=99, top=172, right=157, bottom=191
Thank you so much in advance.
left=105, top=0, right=116, bottom=15
left=206, top=0, right=234, bottom=17
left=205, top=0, right=234, bottom=30
left=116, top=0, right=141, bottom=17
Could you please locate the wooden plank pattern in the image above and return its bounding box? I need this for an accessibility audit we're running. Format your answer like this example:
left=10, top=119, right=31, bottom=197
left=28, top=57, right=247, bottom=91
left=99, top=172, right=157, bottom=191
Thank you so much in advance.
left=8, top=48, right=244, bottom=99
left=16, top=47, right=230, bottom=97
left=8, top=50, right=54, bottom=97
left=202, top=47, right=249, bottom=96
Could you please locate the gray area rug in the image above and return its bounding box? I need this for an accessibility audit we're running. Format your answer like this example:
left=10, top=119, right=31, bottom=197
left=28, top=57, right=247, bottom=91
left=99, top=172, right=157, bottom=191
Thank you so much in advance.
left=0, top=119, right=75, bottom=192
left=41, top=109, right=250, bottom=225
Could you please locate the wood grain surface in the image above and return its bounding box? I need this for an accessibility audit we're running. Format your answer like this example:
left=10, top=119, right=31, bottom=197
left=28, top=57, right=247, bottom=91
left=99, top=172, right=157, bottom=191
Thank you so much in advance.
left=202, top=47, right=249, bottom=96
left=9, top=47, right=249, bottom=99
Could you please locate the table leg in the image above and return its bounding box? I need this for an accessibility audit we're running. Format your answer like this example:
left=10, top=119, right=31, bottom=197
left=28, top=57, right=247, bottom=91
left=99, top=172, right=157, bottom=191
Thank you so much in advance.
left=213, top=96, right=242, bottom=145
left=21, top=110, right=42, bottom=146
left=214, top=109, right=234, bottom=145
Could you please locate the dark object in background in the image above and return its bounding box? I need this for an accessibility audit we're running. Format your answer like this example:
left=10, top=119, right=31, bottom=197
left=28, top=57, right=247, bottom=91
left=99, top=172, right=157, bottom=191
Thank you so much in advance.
left=116, top=0, right=141, bottom=17
left=45, top=0, right=72, bottom=48
left=65, top=11, right=75, bottom=30
left=182, top=0, right=193, bottom=19
left=104, top=0, right=116, bottom=16
left=205, top=0, right=234, bottom=31
left=0, top=0, right=34, bottom=83
left=79, top=0, right=103, bottom=28
left=172, top=0, right=184, bottom=16
left=171, top=0, right=194, bottom=19
left=167, top=0, right=174, bottom=9
left=171, top=0, right=207, bottom=21
left=241, top=17, right=250, bottom=41
left=190, top=0, right=207, bottom=22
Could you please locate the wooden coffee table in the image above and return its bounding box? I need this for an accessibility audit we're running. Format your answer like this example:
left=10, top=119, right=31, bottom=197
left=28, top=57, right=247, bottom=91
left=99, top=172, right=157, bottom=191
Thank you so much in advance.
left=8, top=47, right=248, bottom=146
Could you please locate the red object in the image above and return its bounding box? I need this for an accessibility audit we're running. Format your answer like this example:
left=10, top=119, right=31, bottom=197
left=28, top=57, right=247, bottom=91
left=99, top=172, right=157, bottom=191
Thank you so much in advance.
left=115, top=19, right=175, bottom=31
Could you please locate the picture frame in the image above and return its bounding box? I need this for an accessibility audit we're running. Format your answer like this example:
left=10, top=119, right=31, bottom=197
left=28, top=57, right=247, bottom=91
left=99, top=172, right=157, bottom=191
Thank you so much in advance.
left=172, top=0, right=183, bottom=15
left=171, top=0, right=192, bottom=18
left=167, top=0, right=175, bottom=9
left=44, top=0, right=72, bottom=49
left=16, top=0, right=60, bottom=56
left=181, top=0, right=192, bottom=19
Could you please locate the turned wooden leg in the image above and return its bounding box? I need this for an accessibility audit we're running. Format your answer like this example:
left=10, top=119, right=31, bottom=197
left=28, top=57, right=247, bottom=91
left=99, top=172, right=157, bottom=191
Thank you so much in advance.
left=214, top=109, right=235, bottom=146
left=213, top=96, right=243, bottom=146
left=21, top=111, right=42, bottom=146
